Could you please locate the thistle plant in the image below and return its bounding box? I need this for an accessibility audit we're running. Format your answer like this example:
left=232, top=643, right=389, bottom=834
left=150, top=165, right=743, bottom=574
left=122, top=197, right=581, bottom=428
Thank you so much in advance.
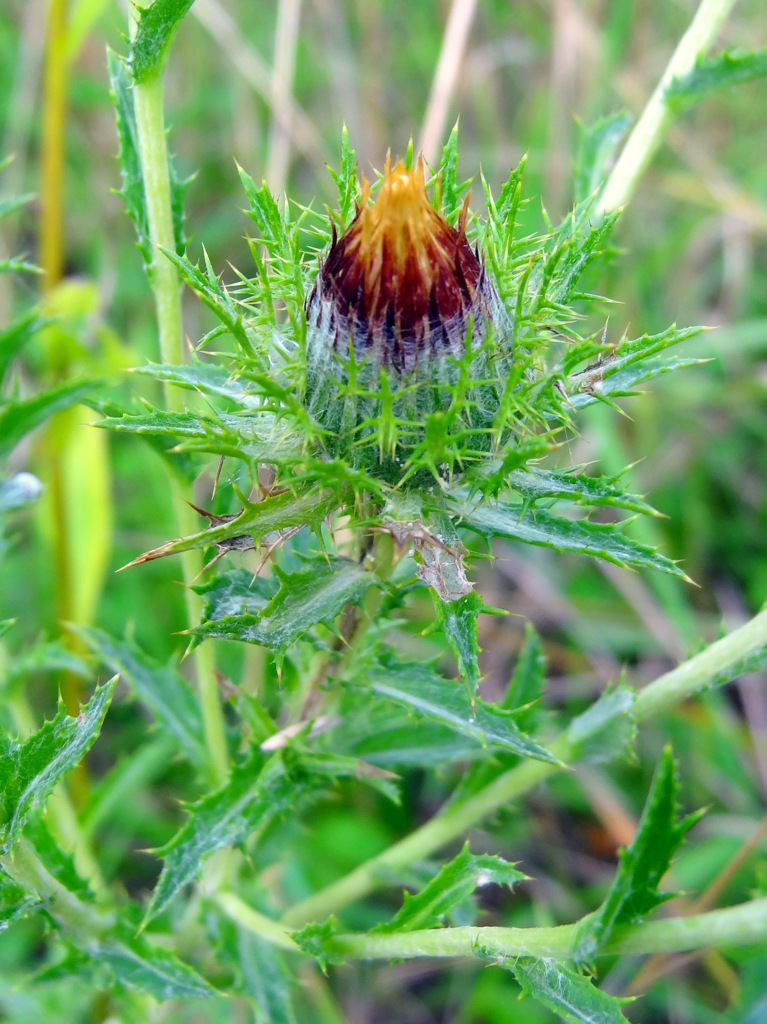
left=2, top=2, right=767, bottom=1023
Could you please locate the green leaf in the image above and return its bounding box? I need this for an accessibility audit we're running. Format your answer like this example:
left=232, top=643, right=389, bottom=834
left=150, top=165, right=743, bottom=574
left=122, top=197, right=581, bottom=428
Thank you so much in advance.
left=434, top=591, right=484, bottom=702
left=666, top=47, right=767, bottom=107
left=328, top=125, right=358, bottom=228
left=450, top=493, right=689, bottom=579
left=507, top=467, right=659, bottom=517
left=95, top=925, right=215, bottom=999
left=0, top=678, right=116, bottom=851
left=504, top=623, right=546, bottom=717
left=108, top=49, right=190, bottom=265
left=146, top=749, right=362, bottom=922
left=437, top=121, right=465, bottom=221
left=0, top=310, right=46, bottom=386
left=572, top=745, right=703, bottom=964
left=0, top=869, right=43, bottom=931
left=574, top=112, right=632, bottom=204
left=23, top=812, right=92, bottom=898
left=362, top=656, right=560, bottom=764
left=74, top=626, right=207, bottom=768
left=0, top=378, right=99, bottom=459
left=499, top=956, right=631, bottom=1024
left=130, top=0, right=195, bottom=83
left=291, top=916, right=345, bottom=972
left=0, top=193, right=35, bottom=223
left=566, top=684, right=636, bottom=764
left=122, top=487, right=340, bottom=567
left=108, top=49, right=151, bottom=267
left=375, top=842, right=526, bottom=933
left=195, top=557, right=376, bottom=656
left=221, top=920, right=297, bottom=1024
left=195, top=567, right=278, bottom=619
left=326, top=702, right=491, bottom=767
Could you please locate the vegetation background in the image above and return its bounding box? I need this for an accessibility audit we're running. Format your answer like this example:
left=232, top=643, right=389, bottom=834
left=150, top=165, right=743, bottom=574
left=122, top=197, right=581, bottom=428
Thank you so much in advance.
left=0, top=0, right=766, bottom=1022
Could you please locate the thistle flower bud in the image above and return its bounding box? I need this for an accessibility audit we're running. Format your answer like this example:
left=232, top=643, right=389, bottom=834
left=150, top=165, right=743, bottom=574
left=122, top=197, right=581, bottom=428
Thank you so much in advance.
left=303, top=154, right=511, bottom=481
left=306, top=156, right=499, bottom=373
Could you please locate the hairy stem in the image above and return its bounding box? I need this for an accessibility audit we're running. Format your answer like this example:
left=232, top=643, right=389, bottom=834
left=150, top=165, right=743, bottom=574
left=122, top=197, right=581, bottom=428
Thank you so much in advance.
left=131, top=43, right=229, bottom=787
left=597, top=0, right=737, bottom=215
left=283, top=606, right=767, bottom=925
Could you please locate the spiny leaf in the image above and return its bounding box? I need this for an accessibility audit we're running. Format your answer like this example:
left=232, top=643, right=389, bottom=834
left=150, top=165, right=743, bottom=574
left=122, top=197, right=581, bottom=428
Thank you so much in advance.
left=566, top=684, right=636, bottom=765
left=145, top=749, right=367, bottom=922
left=130, top=0, right=195, bottom=84
left=666, top=47, right=767, bottom=107
left=325, top=702, right=495, bottom=768
left=219, top=919, right=298, bottom=1024
left=108, top=49, right=151, bottom=266
left=433, top=591, right=484, bottom=702
left=504, top=623, right=546, bottom=718
left=327, top=125, right=358, bottom=228
left=194, top=557, right=376, bottom=655
left=507, top=466, right=659, bottom=517
left=0, top=678, right=116, bottom=851
left=108, top=48, right=190, bottom=264
left=361, top=655, right=560, bottom=765
left=374, top=842, right=526, bottom=933
left=448, top=492, right=689, bottom=579
left=496, top=956, right=632, bottom=1024
left=95, top=925, right=216, bottom=999
left=0, top=310, right=47, bottom=386
left=572, top=745, right=704, bottom=964
left=0, top=378, right=100, bottom=459
left=74, top=626, right=207, bottom=768
left=121, top=487, right=340, bottom=568
left=291, top=917, right=345, bottom=973
left=194, top=567, right=279, bottom=620
left=574, top=113, right=632, bottom=204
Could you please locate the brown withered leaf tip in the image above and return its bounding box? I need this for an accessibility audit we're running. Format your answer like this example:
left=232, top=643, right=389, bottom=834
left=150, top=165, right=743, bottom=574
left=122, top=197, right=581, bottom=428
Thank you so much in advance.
left=306, top=155, right=498, bottom=372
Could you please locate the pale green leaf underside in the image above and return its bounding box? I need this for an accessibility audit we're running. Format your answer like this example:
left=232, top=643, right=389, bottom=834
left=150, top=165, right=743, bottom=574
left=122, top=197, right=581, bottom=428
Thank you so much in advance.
left=503, top=957, right=631, bottom=1024
left=362, top=657, right=559, bottom=765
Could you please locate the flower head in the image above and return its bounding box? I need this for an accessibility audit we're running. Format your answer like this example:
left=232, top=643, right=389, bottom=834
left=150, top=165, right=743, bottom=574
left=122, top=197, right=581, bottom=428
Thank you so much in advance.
left=306, top=156, right=500, bottom=374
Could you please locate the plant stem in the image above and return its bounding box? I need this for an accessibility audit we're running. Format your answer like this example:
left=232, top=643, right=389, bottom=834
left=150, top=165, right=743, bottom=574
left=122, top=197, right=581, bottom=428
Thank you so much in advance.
left=216, top=892, right=299, bottom=951
left=131, top=53, right=229, bottom=787
left=327, top=897, right=767, bottom=961
left=0, top=839, right=114, bottom=937
left=596, top=0, right=737, bottom=215
left=283, top=606, right=767, bottom=925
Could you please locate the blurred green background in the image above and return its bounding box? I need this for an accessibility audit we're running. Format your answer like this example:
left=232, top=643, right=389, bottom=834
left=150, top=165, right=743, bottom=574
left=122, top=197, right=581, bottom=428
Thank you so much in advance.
left=1, top=1, right=766, bottom=1021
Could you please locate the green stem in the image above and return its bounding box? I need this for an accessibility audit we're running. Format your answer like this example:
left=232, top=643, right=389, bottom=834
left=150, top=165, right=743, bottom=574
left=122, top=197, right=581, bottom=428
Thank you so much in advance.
left=131, top=53, right=229, bottom=787
left=216, top=892, right=299, bottom=951
left=329, top=897, right=767, bottom=961
left=283, top=606, right=767, bottom=926
left=596, top=0, right=737, bottom=215
left=222, top=886, right=767, bottom=962
left=0, top=839, right=114, bottom=936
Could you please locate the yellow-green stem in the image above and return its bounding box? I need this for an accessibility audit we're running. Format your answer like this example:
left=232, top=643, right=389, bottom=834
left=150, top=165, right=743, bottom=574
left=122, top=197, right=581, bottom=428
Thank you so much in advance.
left=597, top=0, right=738, bottom=215
left=131, top=65, right=228, bottom=787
